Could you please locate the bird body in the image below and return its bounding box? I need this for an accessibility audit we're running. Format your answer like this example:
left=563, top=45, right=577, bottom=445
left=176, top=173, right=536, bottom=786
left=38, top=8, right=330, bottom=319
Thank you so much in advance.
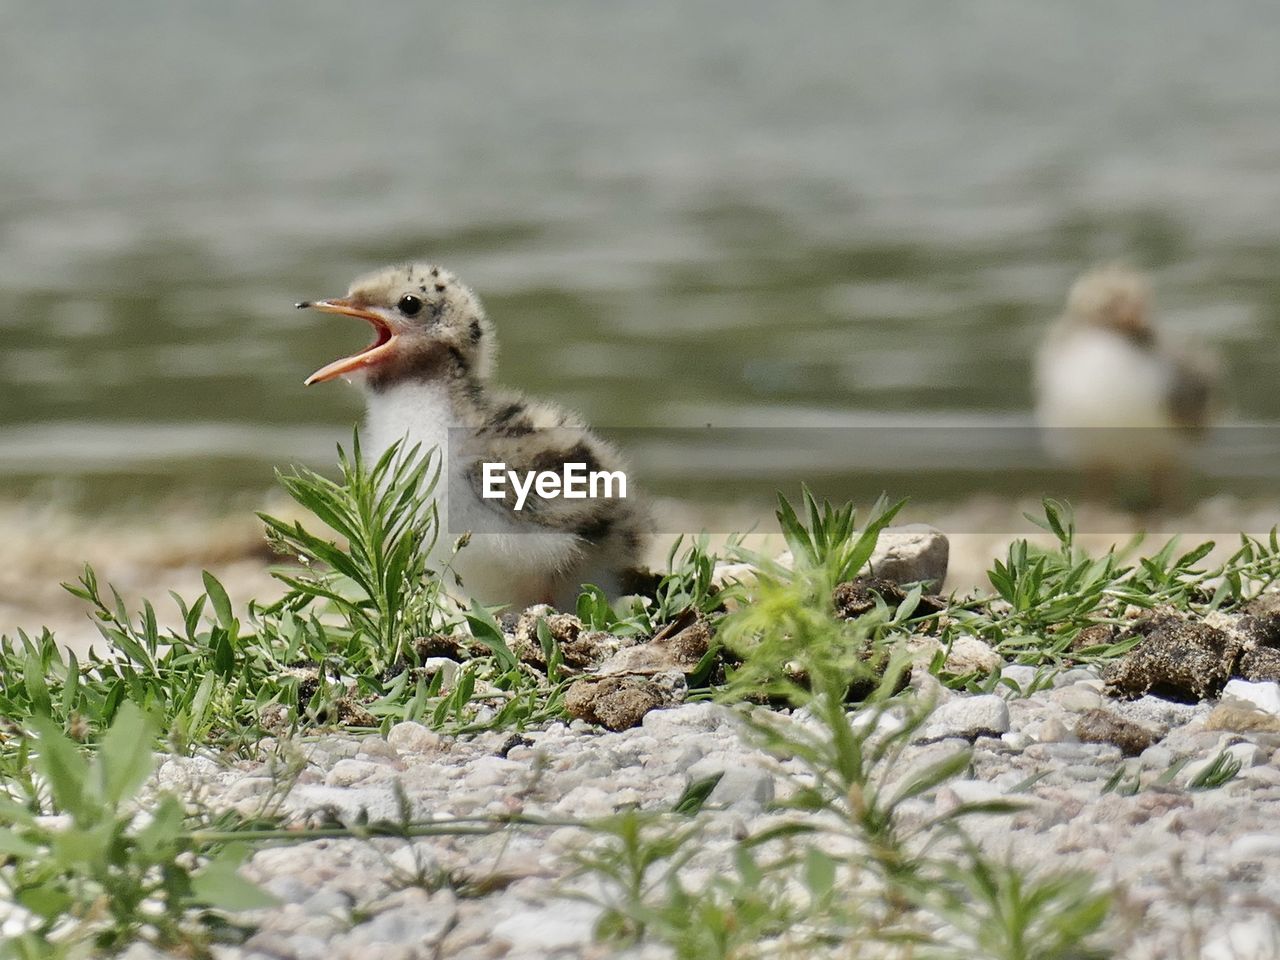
left=1034, top=265, right=1216, bottom=504
left=299, top=263, right=646, bottom=611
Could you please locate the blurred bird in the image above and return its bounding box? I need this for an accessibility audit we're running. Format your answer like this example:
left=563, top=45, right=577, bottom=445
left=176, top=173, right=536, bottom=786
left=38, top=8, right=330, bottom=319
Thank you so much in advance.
left=298, top=263, right=647, bottom=611
left=1034, top=265, right=1218, bottom=508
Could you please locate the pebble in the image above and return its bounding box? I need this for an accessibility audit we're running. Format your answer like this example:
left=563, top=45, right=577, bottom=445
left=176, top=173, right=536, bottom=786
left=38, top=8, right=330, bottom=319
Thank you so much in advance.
left=386, top=721, right=444, bottom=754
left=998, top=664, right=1040, bottom=694
left=1201, top=916, right=1280, bottom=960
left=1222, top=679, right=1280, bottom=716
left=490, top=900, right=601, bottom=951
left=325, top=759, right=385, bottom=787
left=703, top=764, right=775, bottom=811
left=917, top=695, right=1009, bottom=741
left=1051, top=683, right=1103, bottom=713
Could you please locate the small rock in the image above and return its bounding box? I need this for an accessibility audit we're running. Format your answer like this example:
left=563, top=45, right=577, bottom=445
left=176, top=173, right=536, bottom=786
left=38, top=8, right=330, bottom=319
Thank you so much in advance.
left=1205, top=703, right=1280, bottom=734
left=1053, top=667, right=1102, bottom=688
left=917, top=695, right=1010, bottom=742
left=640, top=701, right=733, bottom=736
left=490, top=900, right=601, bottom=951
left=325, top=759, right=384, bottom=787
left=465, top=755, right=523, bottom=788
left=943, top=635, right=1002, bottom=675
left=340, top=888, right=454, bottom=953
left=1201, top=915, right=1280, bottom=960
left=1052, top=683, right=1104, bottom=714
left=1001, top=731, right=1032, bottom=750
left=866, top=524, right=950, bottom=590
left=1222, top=678, right=1280, bottom=715
left=1024, top=741, right=1121, bottom=763
left=699, top=764, right=775, bottom=810
left=1035, top=718, right=1077, bottom=744
left=386, top=721, right=443, bottom=755
left=421, top=657, right=460, bottom=689
left=999, top=664, right=1040, bottom=694
left=1074, top=708, right=1157, bottom=757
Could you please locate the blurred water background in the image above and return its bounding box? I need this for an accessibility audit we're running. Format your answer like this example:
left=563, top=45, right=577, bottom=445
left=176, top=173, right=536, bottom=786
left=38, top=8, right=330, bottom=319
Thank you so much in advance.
left=3, top=1, right=1280, bottom=513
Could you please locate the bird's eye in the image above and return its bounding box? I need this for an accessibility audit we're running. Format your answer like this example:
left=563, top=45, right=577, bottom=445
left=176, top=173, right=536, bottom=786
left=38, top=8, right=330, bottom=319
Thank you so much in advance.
left=397, top=295, right=423, bottom=317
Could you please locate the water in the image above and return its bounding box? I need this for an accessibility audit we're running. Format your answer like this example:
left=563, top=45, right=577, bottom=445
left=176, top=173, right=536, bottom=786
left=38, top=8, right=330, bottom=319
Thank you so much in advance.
left=3, top=2, right=1280, bottom=511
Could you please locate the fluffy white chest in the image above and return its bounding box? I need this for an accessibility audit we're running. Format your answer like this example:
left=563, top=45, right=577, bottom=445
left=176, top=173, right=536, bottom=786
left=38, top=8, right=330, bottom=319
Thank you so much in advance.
left=1035, top=327, right=1172, bottom=430
left=360, top=380, right=582, bottom=607
left=362, top=381, right=458, bottom=470
left=1034, top=326, right=1184, bottom=470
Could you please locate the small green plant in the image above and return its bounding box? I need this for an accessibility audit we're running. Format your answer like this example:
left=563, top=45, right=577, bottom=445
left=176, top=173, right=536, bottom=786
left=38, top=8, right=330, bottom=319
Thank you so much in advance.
left=719, top=490, right=907, bottom=702
left=772, top=486, right=904, bottom=586
left=1187, top=750, right=1242, bottom=790
left=935, top=499, right=1280, bottom=672
left=578, top=533, right=739, bottom=638
left=574, top=491, right=1110, bottom=959
left=0, top=704, right=275, bottom=957
left=260, top=434, right=449, bottom=673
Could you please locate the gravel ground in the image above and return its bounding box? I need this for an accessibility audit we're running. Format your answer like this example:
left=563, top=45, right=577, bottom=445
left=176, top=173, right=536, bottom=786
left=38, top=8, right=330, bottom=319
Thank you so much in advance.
left=112, top=669, right=1280, bottom=960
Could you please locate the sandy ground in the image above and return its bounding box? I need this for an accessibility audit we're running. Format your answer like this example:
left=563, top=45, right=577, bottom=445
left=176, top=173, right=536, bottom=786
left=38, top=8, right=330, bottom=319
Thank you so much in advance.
left=3, top=492, right=1278, bottom=655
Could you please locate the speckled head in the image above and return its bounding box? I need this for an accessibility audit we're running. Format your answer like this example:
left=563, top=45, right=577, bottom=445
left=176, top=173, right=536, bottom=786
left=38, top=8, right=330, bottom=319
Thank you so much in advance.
left=298, top=263, right=495, bottom=388
left=1065, top=265, right=1153, bottom=340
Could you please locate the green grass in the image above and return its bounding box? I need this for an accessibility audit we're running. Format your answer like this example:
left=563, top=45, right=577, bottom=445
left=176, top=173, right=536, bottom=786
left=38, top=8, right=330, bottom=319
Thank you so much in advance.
left=1, top=448, right=1276, bottom=957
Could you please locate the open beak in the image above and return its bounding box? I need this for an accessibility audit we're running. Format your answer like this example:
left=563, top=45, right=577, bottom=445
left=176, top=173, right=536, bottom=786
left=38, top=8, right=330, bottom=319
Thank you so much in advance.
left=297, top=298, right=400, bottom=385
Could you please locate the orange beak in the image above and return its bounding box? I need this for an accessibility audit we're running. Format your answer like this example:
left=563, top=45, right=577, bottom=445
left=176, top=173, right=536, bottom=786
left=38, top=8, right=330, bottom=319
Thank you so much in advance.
left=297, top=298, right=400, bottom=385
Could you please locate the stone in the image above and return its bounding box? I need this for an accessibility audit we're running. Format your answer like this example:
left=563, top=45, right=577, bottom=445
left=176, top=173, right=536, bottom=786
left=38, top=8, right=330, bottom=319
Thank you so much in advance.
left=1201, top=916, right=1280, bottom=960
left=1052, top=683, right=1104, bottom=713
left=1035, top=718, right=1078, bottom=743
left=1205, top=703, right=1280, bottom=734
left=490, top=900, right=601, bottom=951
left=324, top=759, right=385, bottom=787
left=942, top=635, right=1002, bottom=675
left=1074, top=708, right=1158, bottom=757
left=867, top=524, right=950, bottom=590
left=386, top=721, right=443, bottom=755
left=999, top=664, right=1040, bottom=694
left=702, top=765, right=775, bottom=811
left=1229, top=832, right=1280, bottom=862
left=1222, top=679, right=1280, bottom=715
left=640, top=701, right=734, bottom=737
left=339, top=888, right=455, bottom=953
left=917, top=695, right=1009, bottom=742
left=421, top=657, right=460, bottom=689
left=1053, top=667, right=1103, bottom=688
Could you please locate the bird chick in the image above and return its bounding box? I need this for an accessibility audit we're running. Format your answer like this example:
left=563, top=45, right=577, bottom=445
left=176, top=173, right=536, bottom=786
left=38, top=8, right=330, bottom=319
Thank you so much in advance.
left=298, top=263, right=648, bottom=611
left=1034, top=265, right=1217, bottom=507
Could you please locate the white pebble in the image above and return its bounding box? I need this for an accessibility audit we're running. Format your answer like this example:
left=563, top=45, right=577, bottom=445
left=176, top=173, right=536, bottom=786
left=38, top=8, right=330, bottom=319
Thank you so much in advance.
left=1223, top=679, right=1280, bottom=716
